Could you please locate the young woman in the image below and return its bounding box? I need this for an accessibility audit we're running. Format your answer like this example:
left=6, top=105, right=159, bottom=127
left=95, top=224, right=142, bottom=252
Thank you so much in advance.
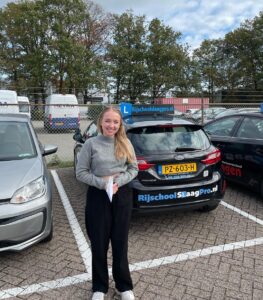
left=76, top=106, right=138, bottom=300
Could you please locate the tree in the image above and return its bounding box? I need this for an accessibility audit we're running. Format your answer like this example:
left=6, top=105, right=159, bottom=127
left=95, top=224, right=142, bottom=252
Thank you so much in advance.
left=193, top=11, right=263, bottom=101
left=73, top=1, right=113, bottom=98
left=146, top=18, right=190, bottom=98
left=224, top=16, right=263, bottom=91
left=0, top=0, right=50, bottom=98
left=193, top=39, right=227, bottom=100
left=107, top=11, right=148, bottom=101
left=0, top=0, right=112, bottom=100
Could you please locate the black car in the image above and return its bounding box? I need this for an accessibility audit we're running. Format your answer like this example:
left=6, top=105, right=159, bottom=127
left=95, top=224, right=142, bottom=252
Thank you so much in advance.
left=73, top=114, right=225, bottom=213
left=204, top=111, right=263, bottom=196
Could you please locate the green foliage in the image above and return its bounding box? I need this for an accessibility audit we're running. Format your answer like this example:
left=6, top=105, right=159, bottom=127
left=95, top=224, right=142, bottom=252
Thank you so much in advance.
left=0, top=0, right=112, bottom=95
left=0, top=1, right=263, bottom=101
left=107, top=12, right=195, bottom=100
left=146, top=18, right=193, bottom=98
left=47, top=155, right=73, bottom=168
left=193, top=11, right=263, bottom=100
left=107, top=11, right=148, bottom=101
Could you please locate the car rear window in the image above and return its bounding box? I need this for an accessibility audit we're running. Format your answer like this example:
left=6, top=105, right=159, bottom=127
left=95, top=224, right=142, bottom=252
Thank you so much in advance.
left=127, top=125, right=210, bottom=154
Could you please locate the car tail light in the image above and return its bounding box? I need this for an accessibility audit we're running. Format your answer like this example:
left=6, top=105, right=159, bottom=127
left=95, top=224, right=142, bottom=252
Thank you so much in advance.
left=136, top=157, right=155, bottom=171
left=49, top=114, right=52, bottom=125
left=201, top=148, right=221, bottom=165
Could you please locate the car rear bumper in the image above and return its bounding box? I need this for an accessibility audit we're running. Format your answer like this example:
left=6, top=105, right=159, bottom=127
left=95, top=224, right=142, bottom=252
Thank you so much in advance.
left=44, top=117, right=79, bottom=130
left=133, top=198, right=222, bottom=214
left=130, top=171, right=225, bottom=213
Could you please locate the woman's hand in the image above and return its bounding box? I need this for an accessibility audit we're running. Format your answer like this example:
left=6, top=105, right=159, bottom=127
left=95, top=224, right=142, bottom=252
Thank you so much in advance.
left=113, top=183, right=118, bottom=194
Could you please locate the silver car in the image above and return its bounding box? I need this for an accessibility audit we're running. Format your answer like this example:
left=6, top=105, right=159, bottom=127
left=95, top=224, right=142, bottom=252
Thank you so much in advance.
left=0, top=114, right=57, bottom=251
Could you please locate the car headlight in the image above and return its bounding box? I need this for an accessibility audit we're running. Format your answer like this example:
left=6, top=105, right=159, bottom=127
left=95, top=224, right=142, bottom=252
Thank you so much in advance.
left=11, top=177, right=46, bottom=204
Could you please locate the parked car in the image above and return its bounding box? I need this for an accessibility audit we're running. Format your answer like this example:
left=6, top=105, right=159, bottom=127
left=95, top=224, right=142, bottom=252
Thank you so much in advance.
left=18, top=96, right=31, bottom=118
left=44, top=94, right=80, bottom=131
left=0, top=113, right=57, bottom=251
left=184, top=108, right=199, bottom=119
left=191, top=107, right=227, bottom=124
left=185, top=108, right=199, bottom=115
left=0, top=90, right=19, bottom=114
left=73, top=114, right=225, bottom=213
left=214, top=107, right=260, bottom=119
left=204, top=112, right=263, bottom=196
left=172, top=109, right=185, bottom=118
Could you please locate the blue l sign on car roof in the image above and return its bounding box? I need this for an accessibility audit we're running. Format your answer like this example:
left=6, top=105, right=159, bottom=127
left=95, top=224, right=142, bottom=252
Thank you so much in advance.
left=120, top=102, right=174, bottom=117
left=120, top=102, right=132, bottom=117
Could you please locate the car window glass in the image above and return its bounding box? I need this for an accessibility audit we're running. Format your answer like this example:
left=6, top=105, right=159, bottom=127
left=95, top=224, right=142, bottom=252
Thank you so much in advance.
left=84, top=122, right=98, bottom=138
left=127, top=125, right=210, bottom=154
left=204, top=117, right=240, bottom=136
left=236, top=117, right=263, bottom=139
left=0, top=121, right=36, bottom=160
left=18, top=103, right=30, bottom=113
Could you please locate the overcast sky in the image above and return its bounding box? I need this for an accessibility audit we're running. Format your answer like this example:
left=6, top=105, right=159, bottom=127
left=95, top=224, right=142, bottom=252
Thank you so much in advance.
left=1, top=0, right=263, bottom=50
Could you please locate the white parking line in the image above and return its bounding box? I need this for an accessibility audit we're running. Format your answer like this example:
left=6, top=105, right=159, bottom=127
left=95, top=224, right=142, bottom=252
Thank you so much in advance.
left=2, top=235, right=263, bottom=299
left=129, top=236, right=263, bottom=271
left=0, top=273, right=91, bottom=299
left=1, top=175, right=263, bottom=299
left=50, top=170, right=92, bottom=273
left=221, top=200, right=263, bottom=225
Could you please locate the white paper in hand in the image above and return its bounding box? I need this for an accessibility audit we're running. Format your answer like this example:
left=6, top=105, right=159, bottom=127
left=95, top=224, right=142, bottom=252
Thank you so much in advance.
left=106, top=176, right=113, bottom=202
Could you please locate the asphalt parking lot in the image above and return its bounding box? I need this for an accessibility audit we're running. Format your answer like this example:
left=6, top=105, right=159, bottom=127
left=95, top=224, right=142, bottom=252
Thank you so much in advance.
left=1, top=168, right=263, bottom=300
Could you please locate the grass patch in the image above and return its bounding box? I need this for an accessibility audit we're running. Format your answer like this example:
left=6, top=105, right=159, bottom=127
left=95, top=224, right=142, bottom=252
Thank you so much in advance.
left=48, top=161, right=74, bottom=169
left=47, top=154, right=74, bottom=168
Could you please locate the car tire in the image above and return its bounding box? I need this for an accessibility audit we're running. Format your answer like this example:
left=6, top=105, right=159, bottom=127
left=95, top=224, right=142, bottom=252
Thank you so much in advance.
left=41, top=223, right=53, bottom=243
left=198, top=203, right=219, bottom=212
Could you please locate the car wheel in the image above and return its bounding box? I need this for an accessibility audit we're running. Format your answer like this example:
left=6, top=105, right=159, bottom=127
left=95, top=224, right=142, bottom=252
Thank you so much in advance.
left=41, top=222, right=53, bottom=243
left=198, top=203, right=219, bottom=212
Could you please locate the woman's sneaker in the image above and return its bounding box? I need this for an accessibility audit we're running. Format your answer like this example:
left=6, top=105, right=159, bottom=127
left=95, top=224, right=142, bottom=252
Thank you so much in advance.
left=118, top=290, right=135, bottom=300
left=92, top=292, right=105, bottom=300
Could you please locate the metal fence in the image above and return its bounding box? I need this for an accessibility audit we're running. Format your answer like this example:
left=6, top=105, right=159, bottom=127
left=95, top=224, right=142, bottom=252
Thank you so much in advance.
left=30, top=104, right=107, bottom=165
left=1, top=102, right=262, bottom=164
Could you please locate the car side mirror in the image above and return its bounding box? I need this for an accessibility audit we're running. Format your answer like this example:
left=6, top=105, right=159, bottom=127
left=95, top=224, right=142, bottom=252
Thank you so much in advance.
left=73, top=128, right=84, bottom=143
left=42, top=144, right=58, bottom=156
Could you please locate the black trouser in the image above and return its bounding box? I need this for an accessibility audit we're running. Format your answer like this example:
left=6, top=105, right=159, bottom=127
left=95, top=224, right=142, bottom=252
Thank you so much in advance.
left=85, top=184, right=133, bottom=293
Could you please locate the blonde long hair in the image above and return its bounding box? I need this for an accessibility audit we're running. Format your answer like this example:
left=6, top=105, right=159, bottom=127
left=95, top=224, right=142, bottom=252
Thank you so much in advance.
left=97, top=106, right=135, bottom=163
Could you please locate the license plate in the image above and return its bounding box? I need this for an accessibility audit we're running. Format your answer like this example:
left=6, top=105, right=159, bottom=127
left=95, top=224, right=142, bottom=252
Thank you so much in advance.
left=160, top=163, right=197, bottom=175
left=55, top=122, right=64, bottom=126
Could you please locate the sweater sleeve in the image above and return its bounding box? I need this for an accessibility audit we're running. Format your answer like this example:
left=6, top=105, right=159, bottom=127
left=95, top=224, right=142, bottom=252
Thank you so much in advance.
left=76, top=140, right=106, bottom=190
left=114, top=140, right=139, bottom=187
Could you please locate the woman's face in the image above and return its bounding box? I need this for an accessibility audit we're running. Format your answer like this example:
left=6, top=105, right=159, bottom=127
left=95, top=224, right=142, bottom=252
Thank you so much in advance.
left=101, top=110, right=121, bottom=137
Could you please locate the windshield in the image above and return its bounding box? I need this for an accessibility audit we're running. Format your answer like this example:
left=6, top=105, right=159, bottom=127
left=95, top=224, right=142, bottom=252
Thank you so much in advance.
left=127, top=125, right=210, bottom=154
left=0, top=121, right=37, bottom=161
